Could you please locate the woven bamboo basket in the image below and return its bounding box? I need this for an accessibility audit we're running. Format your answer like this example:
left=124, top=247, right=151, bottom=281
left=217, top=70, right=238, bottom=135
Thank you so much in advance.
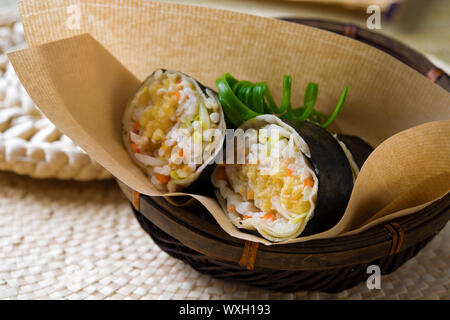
left=118, top=19, right=450, bottom=293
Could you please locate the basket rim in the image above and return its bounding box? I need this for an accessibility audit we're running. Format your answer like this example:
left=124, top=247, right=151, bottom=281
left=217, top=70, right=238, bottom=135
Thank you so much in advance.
left=119, top=18, right=450, bottom=271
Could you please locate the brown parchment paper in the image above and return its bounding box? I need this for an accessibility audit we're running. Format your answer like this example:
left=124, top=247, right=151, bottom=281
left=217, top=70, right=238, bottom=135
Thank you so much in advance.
left=8, top=0, right=450, bottom=245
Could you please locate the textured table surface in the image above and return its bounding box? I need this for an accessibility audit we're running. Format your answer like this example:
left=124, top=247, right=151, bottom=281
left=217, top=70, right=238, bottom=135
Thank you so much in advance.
left=0, top=0, right=449, bottom=300
left=0, top=170, right=448, bottom=300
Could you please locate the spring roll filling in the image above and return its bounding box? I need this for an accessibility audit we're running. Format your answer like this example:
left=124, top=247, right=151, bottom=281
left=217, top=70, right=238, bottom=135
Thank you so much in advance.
left=212, top=123, right=318, bottom=241
left=126, top=70, right=221, bottom=190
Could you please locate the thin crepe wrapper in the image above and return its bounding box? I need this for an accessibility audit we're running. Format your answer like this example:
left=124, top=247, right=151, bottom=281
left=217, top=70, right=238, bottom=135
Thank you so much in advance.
left=8, top=0, right=450, bottom=246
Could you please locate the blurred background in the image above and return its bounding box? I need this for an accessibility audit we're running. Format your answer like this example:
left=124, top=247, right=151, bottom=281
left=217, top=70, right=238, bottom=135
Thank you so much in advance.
left=3, top=0, right=448, bottom=66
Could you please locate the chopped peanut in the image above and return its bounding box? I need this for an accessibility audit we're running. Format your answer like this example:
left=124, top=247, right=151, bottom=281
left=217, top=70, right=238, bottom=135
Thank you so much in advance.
left=228, top=205, right=236, bottom=212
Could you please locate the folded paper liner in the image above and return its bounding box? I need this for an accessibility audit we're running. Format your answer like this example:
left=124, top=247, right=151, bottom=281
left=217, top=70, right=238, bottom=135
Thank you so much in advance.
left=8, top=0, right=450, bottom=245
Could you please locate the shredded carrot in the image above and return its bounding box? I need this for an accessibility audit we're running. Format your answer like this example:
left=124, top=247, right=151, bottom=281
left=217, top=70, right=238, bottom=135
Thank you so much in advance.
left=176, top=78, right=182, bottom=84
left=303, top=177, right=314, bottom=187
left=178, top=149, right=184, bottom=157
left=130, top=142, right=139, bottom=153
left=263, top=212, right=276, bottom=221
left=228, top=205, right=236, bottom=212
left=287, top=169, right=293, bottom=177
left=134, top=120, right=140, bottom=132
left=155, top=173, right=170, bottom=184
left=247, top=189, right=254, bottom=200
left=242, top=215, right=251, bottom=220
left=215, top=167, right=228, bottom=182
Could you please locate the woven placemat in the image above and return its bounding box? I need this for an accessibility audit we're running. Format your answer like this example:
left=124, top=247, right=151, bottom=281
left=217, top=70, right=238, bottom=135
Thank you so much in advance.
left=0, top=19, right=111, bottom=181
left=0, top=170, right=448, bottom=300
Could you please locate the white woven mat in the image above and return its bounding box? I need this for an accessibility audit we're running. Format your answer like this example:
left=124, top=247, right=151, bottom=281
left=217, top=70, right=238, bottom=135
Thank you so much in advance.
left=0, top=170, right=448, bottom=300
left=0, top=19, right=111, bottom=181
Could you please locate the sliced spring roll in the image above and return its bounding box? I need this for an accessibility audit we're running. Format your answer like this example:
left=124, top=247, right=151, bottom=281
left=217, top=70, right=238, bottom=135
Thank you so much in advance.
left=212, top=115, right=371, bottom=242
left=335, top=134, right=373, bottom=170
left=123, top=69, right=226, bottom=192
